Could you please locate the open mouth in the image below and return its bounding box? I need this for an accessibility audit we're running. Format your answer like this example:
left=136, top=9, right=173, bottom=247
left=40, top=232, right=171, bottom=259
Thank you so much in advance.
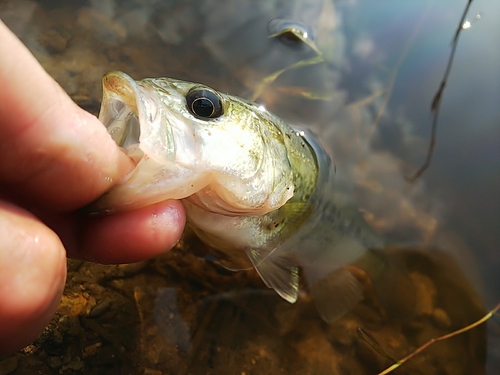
left=101, top=97, right=145, bottom=164
left=105, top=100, right=140, bottom=148
left=99, top=71, right=178, bottom=166
left=88, top=71, right=205, bottom=214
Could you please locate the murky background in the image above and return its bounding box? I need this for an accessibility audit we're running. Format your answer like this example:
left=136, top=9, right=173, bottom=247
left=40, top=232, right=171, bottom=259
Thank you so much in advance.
left=0, top=0, right=498, bottom=374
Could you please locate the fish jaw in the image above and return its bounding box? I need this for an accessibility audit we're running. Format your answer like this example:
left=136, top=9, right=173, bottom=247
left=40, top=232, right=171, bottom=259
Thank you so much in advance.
left=92, top=71, right=206, bottom=213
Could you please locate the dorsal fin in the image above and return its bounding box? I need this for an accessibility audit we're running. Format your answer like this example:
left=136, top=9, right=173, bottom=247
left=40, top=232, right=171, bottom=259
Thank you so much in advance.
left=246, top=249, right=299, bottom=303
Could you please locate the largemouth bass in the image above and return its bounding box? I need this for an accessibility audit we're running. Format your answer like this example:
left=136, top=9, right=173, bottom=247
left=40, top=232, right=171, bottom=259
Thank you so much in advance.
left=91, top=71, right=385, bottom=322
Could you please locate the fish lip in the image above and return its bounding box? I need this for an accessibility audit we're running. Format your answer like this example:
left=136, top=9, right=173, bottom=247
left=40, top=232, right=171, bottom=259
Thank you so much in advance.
left=99, top=71, right=176, bottom=164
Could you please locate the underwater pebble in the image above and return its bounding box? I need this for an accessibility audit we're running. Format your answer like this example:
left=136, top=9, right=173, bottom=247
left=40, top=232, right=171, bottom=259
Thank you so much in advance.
left=57, top=315, right=82, bottom=336
left=57, top=294, right=89, bottom=316
left=326, top=317, right=359, bottom=347
left=0, top=356, right=19, bottom=374
left=118, top=261, right=149, bottom=276
left=37, top=29, right=67, bottom=53
left=83, top=342, right=101, bottom=357
left=46, top=356, right=62, bottom=369
left=143, top=369, right=163, bottom=375
left=409, top=272, right=436, bottom=316
left=89, top=300, right=112, bottom=317
left=109, top=278, right=125, bottom=289
left=84, top=283, right=106, bottom=295
left=64, top=356, right=84, bottom=371
left=432, top=308, right=452, bottom=329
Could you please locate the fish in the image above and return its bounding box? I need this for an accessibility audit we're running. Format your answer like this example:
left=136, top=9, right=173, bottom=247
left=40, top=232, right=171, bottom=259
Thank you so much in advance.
left=90, top=71, right=386, bottom=322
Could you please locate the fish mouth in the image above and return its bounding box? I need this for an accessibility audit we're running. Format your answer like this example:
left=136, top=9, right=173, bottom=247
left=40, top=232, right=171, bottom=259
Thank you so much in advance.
left=100, top=72, right=141, bottom=150
left=88, top=72, right=204, bottom=214
left=100, top=95, right=143, bottom=165
left=99, top=71, right=176, bottom=165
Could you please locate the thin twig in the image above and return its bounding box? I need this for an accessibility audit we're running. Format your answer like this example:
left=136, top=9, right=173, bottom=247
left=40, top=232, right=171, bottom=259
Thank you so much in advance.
left=357, top=328, right=399, bottom=363
left=406, top=0, right=474, bottom=182
left=377, top=301, right=500, bottom=375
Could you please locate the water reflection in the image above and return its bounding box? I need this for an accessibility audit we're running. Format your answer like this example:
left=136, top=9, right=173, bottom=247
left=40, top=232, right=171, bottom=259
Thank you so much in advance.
left=0, top=0, right=498, bottom=373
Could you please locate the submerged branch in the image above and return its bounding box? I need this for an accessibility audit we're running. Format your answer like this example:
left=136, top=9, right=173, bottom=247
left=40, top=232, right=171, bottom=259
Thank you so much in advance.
left=377, top=301, right=500, bottom=375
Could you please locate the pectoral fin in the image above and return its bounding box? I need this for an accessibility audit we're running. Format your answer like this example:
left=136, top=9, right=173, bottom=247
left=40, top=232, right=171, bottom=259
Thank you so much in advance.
left=308, top=266, right=363, bottom=323
left=246, top=249, right=299, bottom=303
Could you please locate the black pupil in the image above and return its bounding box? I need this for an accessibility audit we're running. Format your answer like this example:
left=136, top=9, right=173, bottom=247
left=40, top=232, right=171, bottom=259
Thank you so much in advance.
left=192, top=98, right=215, bottom=117
left=186, top=88, right=223, bottom=119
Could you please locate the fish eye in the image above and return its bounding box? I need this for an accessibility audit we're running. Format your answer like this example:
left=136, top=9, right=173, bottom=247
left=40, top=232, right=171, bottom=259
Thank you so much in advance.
left=268, top=19, right=314, bottom=48
left=185, top=88, right=223, bottom=119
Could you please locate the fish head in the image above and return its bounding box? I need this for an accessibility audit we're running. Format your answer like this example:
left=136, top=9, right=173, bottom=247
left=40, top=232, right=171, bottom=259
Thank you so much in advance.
left=92, top=71, right=295, bottom=215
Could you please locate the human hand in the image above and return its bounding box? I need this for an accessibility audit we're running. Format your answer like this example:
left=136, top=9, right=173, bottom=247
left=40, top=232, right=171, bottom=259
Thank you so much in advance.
left=0, top=20, right=186, bottom=354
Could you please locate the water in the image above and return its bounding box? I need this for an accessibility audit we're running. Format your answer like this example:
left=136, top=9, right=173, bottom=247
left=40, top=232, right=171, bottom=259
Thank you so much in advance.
left=0, top=0, right=498, bottom=374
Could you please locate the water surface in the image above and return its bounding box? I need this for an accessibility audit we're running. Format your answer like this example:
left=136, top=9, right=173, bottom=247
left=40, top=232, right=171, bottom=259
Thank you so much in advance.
left=0, top=0, right=498, bottom=374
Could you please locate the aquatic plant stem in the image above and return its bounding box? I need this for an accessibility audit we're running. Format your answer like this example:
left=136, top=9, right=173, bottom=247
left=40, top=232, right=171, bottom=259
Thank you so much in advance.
left=406, top=0, right=474, bottom=182
left=377, top=301, right=500, bottom=375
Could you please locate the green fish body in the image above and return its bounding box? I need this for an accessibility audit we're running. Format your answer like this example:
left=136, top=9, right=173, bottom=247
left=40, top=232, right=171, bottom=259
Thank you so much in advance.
left=92, top=71, right=385, bottom=322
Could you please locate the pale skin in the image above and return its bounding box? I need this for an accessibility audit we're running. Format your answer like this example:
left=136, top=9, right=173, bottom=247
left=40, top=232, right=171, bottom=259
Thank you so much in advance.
left=0, top=20, right=186, bottom=354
